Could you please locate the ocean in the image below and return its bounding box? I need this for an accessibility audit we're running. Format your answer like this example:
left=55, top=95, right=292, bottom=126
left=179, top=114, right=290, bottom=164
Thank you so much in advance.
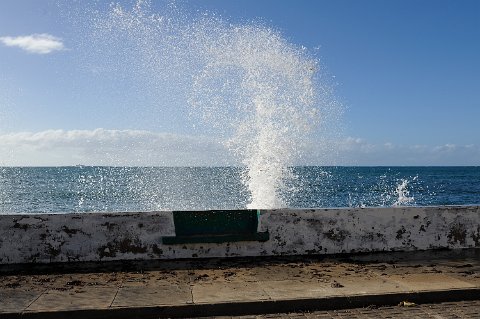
left=0, top=166, right=478, bottom=214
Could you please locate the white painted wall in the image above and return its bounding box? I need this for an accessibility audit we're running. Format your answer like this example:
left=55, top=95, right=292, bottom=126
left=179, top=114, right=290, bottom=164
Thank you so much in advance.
left=0, top=206, right=479, bottom=264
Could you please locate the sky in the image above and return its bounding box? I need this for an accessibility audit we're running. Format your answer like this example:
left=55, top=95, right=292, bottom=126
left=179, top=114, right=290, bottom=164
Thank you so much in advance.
left=0, top=0, right=479, bottom=166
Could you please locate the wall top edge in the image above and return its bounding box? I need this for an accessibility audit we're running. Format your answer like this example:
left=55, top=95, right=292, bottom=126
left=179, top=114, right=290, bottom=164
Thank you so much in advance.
left=0, top=205, right=479, bottom=218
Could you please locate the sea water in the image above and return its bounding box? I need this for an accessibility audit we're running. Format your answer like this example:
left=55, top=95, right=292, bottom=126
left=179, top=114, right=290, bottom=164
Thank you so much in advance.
left=2, top=3, right=478, bottom=214
left=0, top=166, right=479, bottom=214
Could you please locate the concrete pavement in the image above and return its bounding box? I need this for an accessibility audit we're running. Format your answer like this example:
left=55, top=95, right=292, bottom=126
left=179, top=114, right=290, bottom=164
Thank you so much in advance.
left=1, top=249, right=480, bottom=318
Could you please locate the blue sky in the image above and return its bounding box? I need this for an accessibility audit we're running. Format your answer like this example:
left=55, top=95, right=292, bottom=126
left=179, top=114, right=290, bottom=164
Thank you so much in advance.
left=0, top=0, right=479, bottom=166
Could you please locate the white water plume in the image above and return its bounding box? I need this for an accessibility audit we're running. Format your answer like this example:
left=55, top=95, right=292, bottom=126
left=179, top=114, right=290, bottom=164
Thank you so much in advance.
left=189, top=23, right=339, bottom=208
left=393, top=177, right=416, bottom=206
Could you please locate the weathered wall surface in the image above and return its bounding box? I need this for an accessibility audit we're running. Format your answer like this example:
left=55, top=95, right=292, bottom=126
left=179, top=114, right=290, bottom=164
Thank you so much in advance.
left=1, top=206, right=479, bottom=264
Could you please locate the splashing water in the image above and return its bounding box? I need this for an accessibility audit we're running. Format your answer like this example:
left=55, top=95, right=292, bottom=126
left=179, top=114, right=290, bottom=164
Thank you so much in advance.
left=189, top=24, right=323, bottom=208
left=67, top=1, right=341, bottom=209
left=393, top=177, right=416, bottom=206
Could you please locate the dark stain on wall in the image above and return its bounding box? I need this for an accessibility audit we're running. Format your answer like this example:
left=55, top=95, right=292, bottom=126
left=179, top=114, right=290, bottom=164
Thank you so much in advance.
left=471, top=226, right=480, bottom=247
left=45, top=242, right=64, bottom=259
left=13, top=216, right=47, bottom=232
left=448, top=224, right=467, bottom=245
left=151, top=244, right=163, bottom=256
left=396, top=226, right=407, bottom=240
left=61, top=226, right=80, bottom=235
left=13, top=222, right=29, bottom=231
left=28, top=253, right=40, bottom=263
left=97, top=243, right=117, bottom=258
left=97, top=236, right=148, bottom=259
left=323, top=228, right=349, bottom=243
left=305, top=219, right=323, bottom=232
left=100, top=222, right=117, bottom=231
left=420, top=219, right=432, bottom=232
left=61, top=226, right=90, bottom=238
left=118, top=237, right=147, bottom=254
left=273, top=234, right=287, bottom=248
left=362, top=232, right=385, bottom=243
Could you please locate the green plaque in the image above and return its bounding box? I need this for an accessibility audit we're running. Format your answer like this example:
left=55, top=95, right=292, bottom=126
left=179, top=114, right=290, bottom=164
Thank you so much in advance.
left=162, top=210, right=269, bottom=244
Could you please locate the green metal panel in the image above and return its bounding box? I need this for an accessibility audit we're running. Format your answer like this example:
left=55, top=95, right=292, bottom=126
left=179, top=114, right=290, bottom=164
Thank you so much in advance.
left=162, top=209, right=269, bottom=244
left=173, top=210, right=258, bottom=236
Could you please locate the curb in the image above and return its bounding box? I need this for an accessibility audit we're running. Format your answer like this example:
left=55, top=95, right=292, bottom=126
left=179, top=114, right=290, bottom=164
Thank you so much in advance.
left=2, top=288, right=480, bottom=319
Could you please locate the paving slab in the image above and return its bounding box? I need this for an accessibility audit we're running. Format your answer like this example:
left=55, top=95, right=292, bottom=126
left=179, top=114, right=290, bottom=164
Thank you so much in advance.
left=259, top=280, right=341, bottom=300
left=112, top=284, right=192, bottom=307
left=0, top=288, right=43, bottom=313
left=25, top=287, right=118, bottom=312
left=387, top=273, right=476, bottom=291
left=325, top=275, right=410, bottom=296
left=193, top=281, right=270, bottom=304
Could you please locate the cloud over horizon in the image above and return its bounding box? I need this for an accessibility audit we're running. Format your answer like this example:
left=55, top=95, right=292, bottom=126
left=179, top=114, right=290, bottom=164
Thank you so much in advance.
left=0, top=129, right=234, bottom=166
left=0, top=129, right=479, bottom=167
left=0, top=33, right=65, bottom=54
left=332, top=137, right=480, bottom=166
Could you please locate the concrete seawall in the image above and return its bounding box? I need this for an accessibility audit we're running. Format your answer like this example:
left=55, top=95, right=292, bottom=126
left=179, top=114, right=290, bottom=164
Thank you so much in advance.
left=1, top=206, right=479, bottom=264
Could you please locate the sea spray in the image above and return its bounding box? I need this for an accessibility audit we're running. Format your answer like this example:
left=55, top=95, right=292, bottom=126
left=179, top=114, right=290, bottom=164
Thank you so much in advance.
left=393, top=177, right=416, bottom=206
left=67, top=0, right=341, bottom=209
left=81, top=1, right=194, bottom=130
left=189, top=24, right=321, bottom=208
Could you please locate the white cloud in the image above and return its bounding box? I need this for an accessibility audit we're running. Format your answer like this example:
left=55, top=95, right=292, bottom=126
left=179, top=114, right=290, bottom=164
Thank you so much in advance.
left=0, top=34, right=65, bottom=54
left=327, top=138, right=480, bottom=166
left=0, top=129, right=234, bottom=166
left=0, top=129, right=479, bottom=166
